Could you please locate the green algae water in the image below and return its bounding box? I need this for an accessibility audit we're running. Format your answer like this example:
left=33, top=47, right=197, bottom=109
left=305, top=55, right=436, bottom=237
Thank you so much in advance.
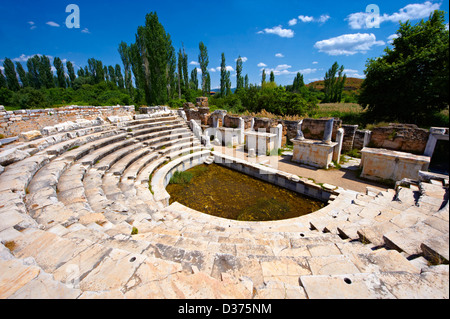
left=166, top=164, right=325, bottom=222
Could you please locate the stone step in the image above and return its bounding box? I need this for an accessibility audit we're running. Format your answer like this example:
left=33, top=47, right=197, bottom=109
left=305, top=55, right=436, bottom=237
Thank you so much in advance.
left=383, top=222, right=446, bottom=257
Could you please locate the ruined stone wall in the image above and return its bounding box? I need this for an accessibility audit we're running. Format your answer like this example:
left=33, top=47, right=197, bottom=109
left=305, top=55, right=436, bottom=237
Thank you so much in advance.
left=341, top=124, right=359, bottom=152
left=301, top=118, right=342, bottom=141
left=0, top=105, right=135, bottom=138
left=353, top=130, right=367, bottom=150
left=369, top=124, right=430, bottom=155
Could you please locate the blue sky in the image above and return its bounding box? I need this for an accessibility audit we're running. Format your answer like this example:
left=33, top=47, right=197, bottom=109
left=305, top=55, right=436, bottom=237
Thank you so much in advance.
left=0, top=0, right=448, bottom=89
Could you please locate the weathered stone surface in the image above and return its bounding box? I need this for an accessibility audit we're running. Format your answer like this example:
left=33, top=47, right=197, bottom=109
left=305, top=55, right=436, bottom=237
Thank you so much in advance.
left=421, top=233, right=449, bottom=264
left=0, top=259, right=41, bottom=298
left=19, top=130, right=42, bottom=142
left=0, top=148, right=30, bottom=166
left=378, top=266, right=449, bottom=299
left=307, top=255, right=360, bottom=276
left=383, top=223, right=445, bottom=256
left=300, top=273, right=396, bottom=299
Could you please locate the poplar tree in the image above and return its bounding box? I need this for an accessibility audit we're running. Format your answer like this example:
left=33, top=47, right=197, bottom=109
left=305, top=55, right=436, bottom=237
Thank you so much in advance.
left=244, top=74, right=249, bottom=89
left=182, top=45, right=189, bottom=96
left=3, top=58, right=20, bottom=91
left=118, top=42, right=133, bottom=96
left=220, top=53, right=227, bottom=97
left=198, top=41, right=209, bottom=95
left=324, top=62, right=346, bottom=103
left=54, top=57, right=66, bottom=88
left=225, top=71, right=231, bottom=96
left=292, top=72, right=305, bottom=92
left=124, top=12, right=176, bottom=105
left=39, top=55, right=54, bottom=89
left=66, top=61, right=76, bottom=87
left=108, top=65, right=116, bottom=86
left=261, top=69, right=266, bottom=86
left=15, top=62, right=28, bottom=88
left=177, top=49, right=184, bottom=99
left=115, top=64, right=124, bottom=89
left=190, top=69, right=198, bottom=91
left=104, top=66, right=110, bottom=82
left=0, top=68, right=6, bottom=89
left=26, top=56, right=41, bottom=89
left=270, top=71, right=275, bottom=83
left=236, top=56, right=244, bottom=91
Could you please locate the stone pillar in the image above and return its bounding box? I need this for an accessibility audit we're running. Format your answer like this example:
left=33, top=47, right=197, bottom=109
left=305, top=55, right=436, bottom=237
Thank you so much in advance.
left=275, top=124, right=283, bottom=150
left=178, top=110, right=187, bottom=122
left=363, top=130, right=372, bottom=148
left=190, top=120, right=202, bottom=140
left=250, top=118, right=255, bottom=131
left=333, top=128, right=345, bottom=162
left=323, top=119, right=334, bottom=144
left=296, top=120, right=305, bottom=140
left=238, top=117, right=245, bottom=144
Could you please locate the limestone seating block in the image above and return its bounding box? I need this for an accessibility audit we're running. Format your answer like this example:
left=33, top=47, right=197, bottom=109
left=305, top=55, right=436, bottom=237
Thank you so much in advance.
left=420, top=233, right=449, bottom=264
left=377, top=266, right=449, bottom=299
left=18, top=130, right=42, bottom=142
left=383, top=222, right=445, bottom=257
left=350, top=249, right=421, bottom=274
left=0, top=148, right=30, bottom=167
left=299, top=272, right=396, bottom=299
left=7, top=270, right=81, bottom=299
left=0, top=258, right=42, bottom=298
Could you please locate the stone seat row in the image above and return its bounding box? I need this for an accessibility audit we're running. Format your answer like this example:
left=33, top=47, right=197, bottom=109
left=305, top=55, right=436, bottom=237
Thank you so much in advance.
left=1, top=112, right=448, bottom=299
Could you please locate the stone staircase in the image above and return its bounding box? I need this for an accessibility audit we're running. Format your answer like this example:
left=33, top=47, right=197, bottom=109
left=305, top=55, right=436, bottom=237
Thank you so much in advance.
left=0, top=112, right=448, bottom=299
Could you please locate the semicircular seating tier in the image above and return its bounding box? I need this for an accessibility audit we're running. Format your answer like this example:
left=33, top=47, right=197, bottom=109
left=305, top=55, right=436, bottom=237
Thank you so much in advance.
left=0, top=111, right=448, bottom=299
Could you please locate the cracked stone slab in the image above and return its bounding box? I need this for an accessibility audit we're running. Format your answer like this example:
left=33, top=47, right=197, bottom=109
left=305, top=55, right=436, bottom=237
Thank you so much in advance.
left=300, top=273, right=396, bottom=299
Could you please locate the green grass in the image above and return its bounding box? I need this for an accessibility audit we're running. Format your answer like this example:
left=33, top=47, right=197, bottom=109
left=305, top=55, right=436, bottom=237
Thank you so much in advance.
left=169, top=171, right=193, bottom=185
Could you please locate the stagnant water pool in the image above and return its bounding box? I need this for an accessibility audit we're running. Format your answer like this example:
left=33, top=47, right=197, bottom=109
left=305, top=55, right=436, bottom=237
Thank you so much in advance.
left=166, top=164, right=325, bottom=222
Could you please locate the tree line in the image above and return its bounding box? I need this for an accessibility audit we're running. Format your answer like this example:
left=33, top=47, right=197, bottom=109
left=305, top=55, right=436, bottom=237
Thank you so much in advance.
left=2, top=10, right=446, bottom=126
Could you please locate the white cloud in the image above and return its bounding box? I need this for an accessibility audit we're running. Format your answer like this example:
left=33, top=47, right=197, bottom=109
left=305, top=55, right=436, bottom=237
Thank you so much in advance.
left=318, top=14, right=330, bottom=23
left=28, top=21, right=36, bottom=30
left=12, top=54, right=48, bottom=62
left=196, top=68, right=202, bottom=74
left=298, top=15, right=314, bottom=23
left=258, top=63, right=267, bottom=68
left=0, top=66, right=4, bottom=71
left=259, top=25, right=294, bottom=38
left=81, top=28, right=91, bottom=34
left=235, top=57, right=248, bottom=62
left=347, top=1, right=441, bottom=29
left=212, top=66, right=234, bottom=72
left=300, top=68, right=318, bottom=75
left=314, top=33, right=385, bottom=56
left=288, top=19, right=298, bottom=26
left=296, top=14, right=330, bottom=24
left=46, top=21, right=60, bottom=27
left=275, top=53, right=284, bottom=58
left=312, top=61, right=319, bottom=64
left=344, top=69, right=365, bottom=79
left=263, top=64, right=317, bottom=76
left=387, top=33, right=400, bottom=44
left=189, top=61, right=200, bottom=66
left=446, top=23, right=449, bottom=30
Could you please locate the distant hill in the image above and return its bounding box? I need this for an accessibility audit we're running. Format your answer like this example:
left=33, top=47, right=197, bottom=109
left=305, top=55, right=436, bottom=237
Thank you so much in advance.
left=307, top=77, right=364, bottom=93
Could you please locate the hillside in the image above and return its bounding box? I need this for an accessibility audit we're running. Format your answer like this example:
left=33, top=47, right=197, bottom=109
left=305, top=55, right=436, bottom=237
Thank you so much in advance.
left=307, top=77, right=364, bottom=93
